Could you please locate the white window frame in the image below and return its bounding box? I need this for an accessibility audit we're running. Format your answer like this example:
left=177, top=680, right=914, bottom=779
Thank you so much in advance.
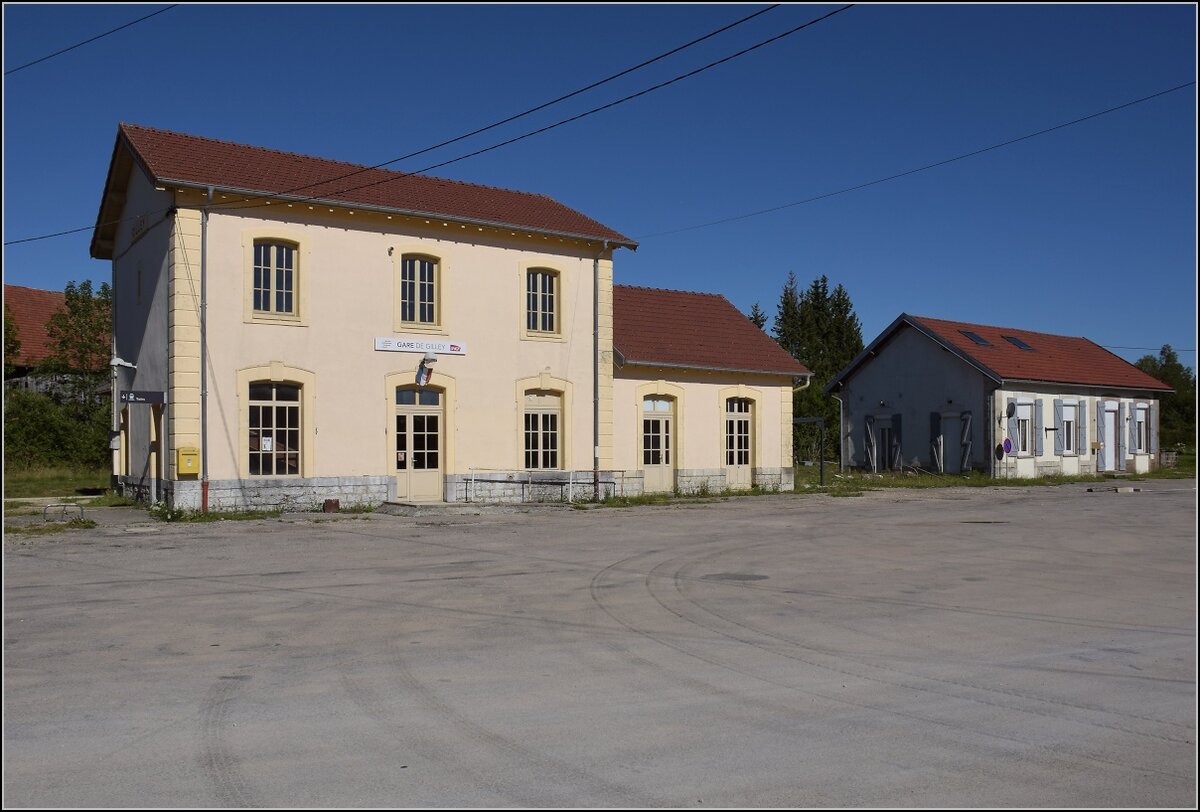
left=1016, top=402, right=1033, bottom=457
left=1062, top=402, right=1077, bottom=456
left=525, top=268, right=560, bottom=335
left=248, top=381, right=302, bottom=477
left=400, top=254, right=440, bottom=327
left=523, top=390, right=562, bottom=470
left=1135, top=404, right=1148, bottom=454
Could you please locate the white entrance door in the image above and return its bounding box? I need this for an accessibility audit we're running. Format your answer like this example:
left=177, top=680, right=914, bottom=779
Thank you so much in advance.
left=724, top=397, right=753, bottom=490
left=943, top=415, right=961, bottom=474
left=395, top=387, right=444, bottom=501
left=642, top=397, right=675, bottom=494
left=1102, top=405, right=1118, bottom=472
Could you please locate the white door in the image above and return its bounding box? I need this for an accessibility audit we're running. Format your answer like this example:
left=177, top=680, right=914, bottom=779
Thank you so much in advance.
left=1102, top=406, right=1118, bottom=472
left=943, top=416, right=961, bottom=474
left=724, top=397, right=753, bottom=490
left=642, top=397, right=675, bottom=494
left=395, top=387, right=444, bottom=501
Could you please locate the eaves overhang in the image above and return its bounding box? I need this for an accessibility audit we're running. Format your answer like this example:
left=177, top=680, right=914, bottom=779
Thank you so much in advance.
left=619, top=357, right=812, bottom=378
left=163, top=179, right=639, bottom=252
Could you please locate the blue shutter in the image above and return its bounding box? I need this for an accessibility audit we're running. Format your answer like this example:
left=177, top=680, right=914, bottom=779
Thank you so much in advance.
left=1034, top=399, right=1044, bottom=456
left=864, top=415, right=876, bottom=472
left=960, top=411, right=973, bottom=472
left=1150, top=402, right=1159, bottom=455
left=930, top=412, right=942, bottom=472
left=892, top=413, right=903, bottom=469
left=1052, top=400, right=1064, bottom=455
left=1118, top=403, right=1127, bottom=471
left=1096, top=402, right=1106, bottom=470
left=1078, top=401, right=1087, bottom=457
left=1007, top=397, right=1018, bottom=451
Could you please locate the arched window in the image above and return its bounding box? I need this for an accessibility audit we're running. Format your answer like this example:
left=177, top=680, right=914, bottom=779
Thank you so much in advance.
left=253, top=240, right=298, bottom=316
left=248, top=381, right=301, bottom=476
left=524, top=390, right=562, bottom=469
left=526, top=268, right=560, bottom=334
left=400, top=255, right=439, bottom=326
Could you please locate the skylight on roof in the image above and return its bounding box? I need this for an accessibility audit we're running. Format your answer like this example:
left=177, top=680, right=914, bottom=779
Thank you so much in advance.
left=959, top=330, right=991, bottom=347
left=1003, top=335, right=1034, bottom=351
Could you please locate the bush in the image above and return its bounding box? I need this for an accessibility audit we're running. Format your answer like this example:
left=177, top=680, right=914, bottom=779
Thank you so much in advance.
left=3, top=387, right=110, bottom=469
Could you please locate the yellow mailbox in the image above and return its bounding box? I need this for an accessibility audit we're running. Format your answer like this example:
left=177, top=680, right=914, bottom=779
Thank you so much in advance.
left=177, top=446, right=200, bottom=475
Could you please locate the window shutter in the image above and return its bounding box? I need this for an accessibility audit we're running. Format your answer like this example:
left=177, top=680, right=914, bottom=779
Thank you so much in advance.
left=1095, top=401, right=1106, bottom=470
left=1007, top=397, right=1018, bottom=450
left=864, top=415, right=876, bottom=472
left=892, top=413, right=903, bottom=469
left=1077, top=401, right=1087, bottom=456
left=1118, top=403, right=1127, bottom=471
left=930, top=412, right=943, bottom=472
left=1034, top=399, right=1044, bottom=456
left=1053, top=399, right=1064, bottom=455
left=1150, top=402, right=1159, bottom=455
left=960, top=411, right=973, bottom=472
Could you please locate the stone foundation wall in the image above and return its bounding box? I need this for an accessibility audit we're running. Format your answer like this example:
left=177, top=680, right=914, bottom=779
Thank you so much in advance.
left=163, top=476, right=391, bottom=512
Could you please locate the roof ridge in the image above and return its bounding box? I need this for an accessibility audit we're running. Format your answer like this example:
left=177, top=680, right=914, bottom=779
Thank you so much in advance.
left=909, top=314, right=1091, bottom=342
left=615, top=283, right=726, bottom=298
left=119, top=122, right=571, bottom=203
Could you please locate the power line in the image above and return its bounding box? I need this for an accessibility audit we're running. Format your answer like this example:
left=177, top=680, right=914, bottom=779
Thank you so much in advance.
left=1103, top=345, right=1195, bottom=353
left=4, top=5, right=179, bottom=76
left=215, top=4, right=854, bottom=216
left=4, top=3, right=803, bottom=245
left=219, top=4, right=783, bottom=202
left=636, top=80, right=1197, bottom=239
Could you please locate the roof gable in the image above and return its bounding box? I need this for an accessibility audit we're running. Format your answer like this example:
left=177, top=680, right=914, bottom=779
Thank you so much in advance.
left=614, top=285, right=810, bottom=377
left=910, top=316, right=1172, bottom=391
left=94, top=124, right=636, bottom=255
left=828, top=313, right=1171, bottom=392
left=4, top=284, right=65, bottom=367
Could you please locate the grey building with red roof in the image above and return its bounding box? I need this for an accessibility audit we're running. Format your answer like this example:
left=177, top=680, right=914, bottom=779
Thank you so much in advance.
left=825, top=314, right=1173, bottom=477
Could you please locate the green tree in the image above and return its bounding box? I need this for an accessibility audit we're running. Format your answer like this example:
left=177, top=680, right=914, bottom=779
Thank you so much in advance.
left=748, top=302, right=768, bottom=330
left=773, top=273, right=864, bottom=463
left=42, top=279, right=112, bottom=410
left=4, top=303, right=20, bottom=378
left=1135, top=345, right=1196, bottom=450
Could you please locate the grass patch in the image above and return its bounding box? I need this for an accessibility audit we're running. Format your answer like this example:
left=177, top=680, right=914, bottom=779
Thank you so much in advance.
left=3, top=466, right=110, bottom=498
left=794, top=465, right=1108, bottom=493
left=148, top=503, right=282, bottom=523
left=1137, top=449, right=1196, bottom=480
left=6, top=518, right=97, bottom=536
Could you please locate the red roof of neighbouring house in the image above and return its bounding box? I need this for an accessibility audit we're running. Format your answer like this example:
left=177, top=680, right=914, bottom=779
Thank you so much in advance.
left=3, top=284, right=64, bottom=367
left=92, top=123, right=636, bottom=257
left=614, top=285, right=810, bottom=377
left=909, top=316, right=1172, bottom=390
left=829, top=313, right=1172, bottom=392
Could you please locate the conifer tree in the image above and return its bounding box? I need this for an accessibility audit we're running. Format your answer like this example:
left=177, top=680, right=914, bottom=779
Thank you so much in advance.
left=748, top=302, right=768, bottom=331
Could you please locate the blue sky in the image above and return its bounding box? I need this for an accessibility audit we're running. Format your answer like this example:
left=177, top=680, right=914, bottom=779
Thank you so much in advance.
left=3, top=3, right=1196, bottom=367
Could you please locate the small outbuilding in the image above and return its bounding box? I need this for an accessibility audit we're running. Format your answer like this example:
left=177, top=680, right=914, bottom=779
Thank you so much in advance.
left=825, top=314, right=1173, bottom=477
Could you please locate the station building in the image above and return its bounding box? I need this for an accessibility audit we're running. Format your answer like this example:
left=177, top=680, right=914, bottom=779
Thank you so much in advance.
left=91, top=124, right=810, bottom=509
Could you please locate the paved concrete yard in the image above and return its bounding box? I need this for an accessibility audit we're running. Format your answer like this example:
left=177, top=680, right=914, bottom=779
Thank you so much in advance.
left=4, top=482, right=1196, bottom=807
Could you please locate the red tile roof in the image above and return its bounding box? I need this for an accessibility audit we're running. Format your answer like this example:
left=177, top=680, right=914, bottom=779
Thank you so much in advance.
left=108, top=123, right=636, bottom=248
left=3, top=285, right=65, bottom=367
left=908, top=315, right=1172, bottom=391
left=614, top=285, right=810, bottom=376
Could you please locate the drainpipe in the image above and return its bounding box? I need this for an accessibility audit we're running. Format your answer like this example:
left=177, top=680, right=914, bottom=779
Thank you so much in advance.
left=593, top=241, right=609, bottom=501
left=201, top=186, right=211, bottom=512
left=831, top=391, right=846, bottom=472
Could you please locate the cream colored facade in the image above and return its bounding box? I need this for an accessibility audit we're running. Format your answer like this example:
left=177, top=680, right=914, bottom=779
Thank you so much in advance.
left=612, top=368, right=796, bottom=494
left=98, top=135, right=801, bottom=509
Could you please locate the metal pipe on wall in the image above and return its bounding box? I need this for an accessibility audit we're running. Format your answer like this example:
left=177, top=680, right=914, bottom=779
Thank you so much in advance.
left=201, top=186, right=211, bottom=512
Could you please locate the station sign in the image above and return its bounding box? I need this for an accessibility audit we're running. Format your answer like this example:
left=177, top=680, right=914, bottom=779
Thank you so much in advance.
left=374, top=337, right=467, bottom=355
left=119, top=390, right=165, bottom=404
